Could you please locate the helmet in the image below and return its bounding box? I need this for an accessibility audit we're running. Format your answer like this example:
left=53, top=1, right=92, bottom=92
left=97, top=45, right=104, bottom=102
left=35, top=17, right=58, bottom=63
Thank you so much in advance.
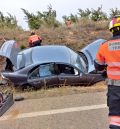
left=109, top=15, right=120, bottom=31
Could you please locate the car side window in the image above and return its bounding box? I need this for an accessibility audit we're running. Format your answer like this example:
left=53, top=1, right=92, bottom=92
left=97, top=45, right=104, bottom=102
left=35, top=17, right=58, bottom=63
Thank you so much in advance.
left=29, top=67, right=39, bottom=79
left=57, top=64, right=79, bottom=75
left=39, top=64, right=55, bottom=77
left=29, top=64, right=56, bottom=79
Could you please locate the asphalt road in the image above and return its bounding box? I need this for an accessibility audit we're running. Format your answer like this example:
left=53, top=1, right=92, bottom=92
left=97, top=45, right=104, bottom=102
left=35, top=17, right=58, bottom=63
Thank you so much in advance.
left=0, top=91, right=108, bottom=129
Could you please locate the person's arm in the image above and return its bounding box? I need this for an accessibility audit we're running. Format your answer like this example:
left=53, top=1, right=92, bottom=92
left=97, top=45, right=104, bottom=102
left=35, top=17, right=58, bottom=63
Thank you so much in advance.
left=94, top=60, right=106, bottom=71
left=94, top=44, right=106, bottom=71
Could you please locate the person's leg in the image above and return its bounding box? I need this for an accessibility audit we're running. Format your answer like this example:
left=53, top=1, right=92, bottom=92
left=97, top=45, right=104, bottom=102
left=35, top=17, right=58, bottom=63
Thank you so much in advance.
left=110, top=125, right=120, bottom=129
left=29, top=43, right=33, bottom=47
left=108, top=85, right=120, bottom=129
left=34, top=40, right=41, bottom=46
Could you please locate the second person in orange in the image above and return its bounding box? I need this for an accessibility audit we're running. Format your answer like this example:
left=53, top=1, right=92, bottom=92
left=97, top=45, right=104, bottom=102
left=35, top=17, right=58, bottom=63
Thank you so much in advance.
left=28, top=31, right=42, bottom=47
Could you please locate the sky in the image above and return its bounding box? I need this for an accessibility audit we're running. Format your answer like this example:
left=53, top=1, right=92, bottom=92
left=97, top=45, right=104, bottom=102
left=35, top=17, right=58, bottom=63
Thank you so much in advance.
left=0, top=0, right=120, bottom=30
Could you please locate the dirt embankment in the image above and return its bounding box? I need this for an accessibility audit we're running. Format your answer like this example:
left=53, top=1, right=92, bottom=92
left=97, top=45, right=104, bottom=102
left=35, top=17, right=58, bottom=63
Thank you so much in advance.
left=0, top=21, right=111, bottom=51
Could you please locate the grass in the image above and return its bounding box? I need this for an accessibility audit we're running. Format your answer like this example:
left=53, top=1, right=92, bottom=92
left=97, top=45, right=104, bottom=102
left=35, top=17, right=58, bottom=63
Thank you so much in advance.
left=0, top=81, right=106, bottom=100
left=18, top=82, right=106, bottom=99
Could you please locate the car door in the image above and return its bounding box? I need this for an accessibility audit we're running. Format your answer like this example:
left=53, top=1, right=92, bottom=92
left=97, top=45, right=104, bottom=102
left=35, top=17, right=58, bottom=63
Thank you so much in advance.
left=77, top=72, right=105, bottom=86
left=82, top=73, right=105, bottom=85
left=57, top=63, right=100, bottom=86
left=58, top=71, right=101, bottom=86
left=57, top=64, right=82, bottom=86
left=28, top=63, right=59, bottom=88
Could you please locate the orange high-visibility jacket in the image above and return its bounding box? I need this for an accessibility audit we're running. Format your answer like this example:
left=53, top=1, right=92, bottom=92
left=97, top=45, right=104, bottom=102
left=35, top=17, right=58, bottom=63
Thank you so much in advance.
left=28, top=35, right=41, bottom=44
left=96, top=38, right=120, bottom=80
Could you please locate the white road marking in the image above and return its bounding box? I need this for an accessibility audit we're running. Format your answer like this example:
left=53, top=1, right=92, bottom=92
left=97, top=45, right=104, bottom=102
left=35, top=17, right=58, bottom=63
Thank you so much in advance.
left=0, top=104, right=107, bottom=121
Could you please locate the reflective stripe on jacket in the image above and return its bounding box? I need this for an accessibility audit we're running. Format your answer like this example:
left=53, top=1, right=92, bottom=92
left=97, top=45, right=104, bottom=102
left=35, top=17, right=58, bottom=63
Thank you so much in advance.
left=96, top=38, right=120, bottom=80
left=28, top=35, right=41, bottom=43
left=106, top=78, right=120, bottom=86
left=109, top=116, right=120, bottom=127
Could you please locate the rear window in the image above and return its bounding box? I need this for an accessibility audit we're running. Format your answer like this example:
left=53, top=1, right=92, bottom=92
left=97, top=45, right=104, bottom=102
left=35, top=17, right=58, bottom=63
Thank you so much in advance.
left=17, top=49, right=33, bottom=69
left=17, top=54, right=25, bottom=69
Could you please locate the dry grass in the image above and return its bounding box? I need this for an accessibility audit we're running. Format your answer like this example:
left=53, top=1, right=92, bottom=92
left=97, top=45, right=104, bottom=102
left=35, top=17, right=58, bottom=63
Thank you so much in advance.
left=0, top=20, right=111, bottom=51
left=10, top=81, right=107, bottom=100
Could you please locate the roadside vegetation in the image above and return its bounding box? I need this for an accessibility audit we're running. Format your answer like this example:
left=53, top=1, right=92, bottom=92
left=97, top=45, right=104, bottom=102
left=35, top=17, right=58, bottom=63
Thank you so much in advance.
left=0, top=81, right=106, bottom=99
left=0, top=6, right=120, bottom=51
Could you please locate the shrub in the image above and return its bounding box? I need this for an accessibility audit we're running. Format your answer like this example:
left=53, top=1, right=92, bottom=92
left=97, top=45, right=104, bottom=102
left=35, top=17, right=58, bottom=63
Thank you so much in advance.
left=20, top=44, right=26, bottom=50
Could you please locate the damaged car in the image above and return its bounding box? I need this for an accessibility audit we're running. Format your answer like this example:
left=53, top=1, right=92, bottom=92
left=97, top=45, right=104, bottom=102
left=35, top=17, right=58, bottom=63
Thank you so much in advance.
left=0, top=39, right=106, bottom=88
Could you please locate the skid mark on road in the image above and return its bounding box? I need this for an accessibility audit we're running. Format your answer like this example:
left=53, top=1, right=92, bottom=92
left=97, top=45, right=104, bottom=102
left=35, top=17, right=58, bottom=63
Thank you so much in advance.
left=0, top=104, right=107, bottom=121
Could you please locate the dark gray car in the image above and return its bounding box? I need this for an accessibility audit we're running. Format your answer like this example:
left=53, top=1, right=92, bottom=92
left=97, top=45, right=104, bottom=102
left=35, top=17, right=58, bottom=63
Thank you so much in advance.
left=1, top=44, right=105, bottom=88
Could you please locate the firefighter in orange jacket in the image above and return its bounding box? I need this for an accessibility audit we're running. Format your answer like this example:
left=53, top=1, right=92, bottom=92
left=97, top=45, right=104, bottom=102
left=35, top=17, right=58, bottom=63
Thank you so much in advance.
left=94, top=15, right=120, bottom=129
left=28, top=31, right=42, bottom=47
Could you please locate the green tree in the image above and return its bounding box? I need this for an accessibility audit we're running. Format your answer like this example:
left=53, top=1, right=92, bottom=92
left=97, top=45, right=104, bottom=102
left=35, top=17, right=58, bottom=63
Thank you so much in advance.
left=42, top=4, right=60, bottom=27
left=5, top=13, right=17, bottom=28
left=78, top=8, right=91, bottom=18
left=62, top=14, right=78, bottom=24
left=21, top=8, right=42, bottom=29
left=62, top=15, right=69, bottom=21
left=22, top=5, right=60, bottom=29
left=69, top=13, right=78, bottom=23
left=109, top=8, right=120, bottom=18
left=0, top=11, right=18, bottom=28
left=90, top=6, right=108, bottom=21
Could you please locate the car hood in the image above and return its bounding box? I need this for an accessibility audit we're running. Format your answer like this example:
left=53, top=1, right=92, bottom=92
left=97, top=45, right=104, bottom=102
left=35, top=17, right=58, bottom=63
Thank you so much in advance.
left=81, top=39, right=106, bottom=73
left=0, top=40, right=20, bottom=68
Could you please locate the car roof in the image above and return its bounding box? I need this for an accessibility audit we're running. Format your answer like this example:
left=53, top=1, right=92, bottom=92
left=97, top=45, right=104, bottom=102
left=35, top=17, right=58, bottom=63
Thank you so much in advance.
left=18, top=45, right=78, bottom=67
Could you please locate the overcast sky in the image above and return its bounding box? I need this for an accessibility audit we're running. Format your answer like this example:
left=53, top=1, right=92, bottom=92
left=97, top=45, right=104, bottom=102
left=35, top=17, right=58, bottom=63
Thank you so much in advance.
left=1, top=0, right=120, bottom=30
